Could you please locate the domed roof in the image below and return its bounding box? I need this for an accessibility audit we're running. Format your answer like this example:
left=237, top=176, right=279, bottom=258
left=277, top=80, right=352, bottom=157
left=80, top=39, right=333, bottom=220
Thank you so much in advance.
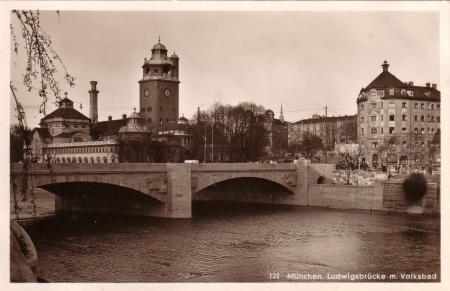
left=128, top=108, right=141, bottom=119
left=170, top=52, right=179, bottom=59
left=152, top=42, right=167, bottom=51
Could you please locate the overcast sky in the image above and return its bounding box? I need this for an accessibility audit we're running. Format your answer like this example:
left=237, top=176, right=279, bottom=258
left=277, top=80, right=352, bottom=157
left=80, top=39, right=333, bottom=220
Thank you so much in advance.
left=10, top=11, right=439, bottom=127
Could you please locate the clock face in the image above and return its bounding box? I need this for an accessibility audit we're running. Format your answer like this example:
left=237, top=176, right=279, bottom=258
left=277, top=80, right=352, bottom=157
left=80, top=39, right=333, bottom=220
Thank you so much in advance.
left=164, top=88, right=172, bottom=97
left=144, top=88, right=149, bottom=97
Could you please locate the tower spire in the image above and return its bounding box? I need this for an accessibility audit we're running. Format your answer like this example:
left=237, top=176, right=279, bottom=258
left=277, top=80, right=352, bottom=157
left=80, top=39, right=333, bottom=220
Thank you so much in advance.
left=158, top=35, right=161, bottom=43
left=279, top=104, right=284, bottom=123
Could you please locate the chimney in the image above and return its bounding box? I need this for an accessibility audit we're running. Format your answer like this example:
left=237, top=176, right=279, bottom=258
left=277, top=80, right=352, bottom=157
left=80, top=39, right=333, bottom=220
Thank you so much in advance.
left=89, top=81, right=99, bottom=123
left=432, top=83, right=437, bottom=89
left=108, top=116, right=112, bottom=121
left=408, top=81, right=413, bottom=86
left=122, top=114, right=127, bottom=120
left=426, top=82, right=430, bottom=88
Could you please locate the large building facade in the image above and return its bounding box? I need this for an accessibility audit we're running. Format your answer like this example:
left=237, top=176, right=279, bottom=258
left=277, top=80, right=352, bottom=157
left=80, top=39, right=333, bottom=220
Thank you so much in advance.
left=29, top=39, right=190, bottom=164
left=357, top=61, right=440, bottom=171
left=288, top=114, right=357, bottom=151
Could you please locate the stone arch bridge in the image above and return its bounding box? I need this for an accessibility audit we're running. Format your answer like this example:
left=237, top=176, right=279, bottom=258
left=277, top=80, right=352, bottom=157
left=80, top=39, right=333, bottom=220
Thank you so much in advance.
left=10, top=162, right=334, bottom=218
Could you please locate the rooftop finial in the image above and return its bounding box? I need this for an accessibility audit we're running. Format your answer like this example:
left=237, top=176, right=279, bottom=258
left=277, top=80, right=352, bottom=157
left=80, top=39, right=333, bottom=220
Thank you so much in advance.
left=381, top=60, right=390, bottom=72
left=134, top=107, right=136, bottom=112
left=64, top=91, right=68, bottom=98
left=158, top=35, right=161, bottom=43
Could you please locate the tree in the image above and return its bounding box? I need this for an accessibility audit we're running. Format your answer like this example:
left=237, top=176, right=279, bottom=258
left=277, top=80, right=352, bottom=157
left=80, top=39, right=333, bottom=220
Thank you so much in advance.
left=299, top=132, right=323, bottom=158
left=377, top=136, right=399, bottom=174
left=10, top=11, right=76, bottom=217
left=190, top=102, right=269, bottom=162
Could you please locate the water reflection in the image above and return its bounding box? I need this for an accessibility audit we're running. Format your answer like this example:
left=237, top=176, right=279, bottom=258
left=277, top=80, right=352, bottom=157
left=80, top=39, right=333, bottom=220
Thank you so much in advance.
left=21, top=202, right=440, bottom=282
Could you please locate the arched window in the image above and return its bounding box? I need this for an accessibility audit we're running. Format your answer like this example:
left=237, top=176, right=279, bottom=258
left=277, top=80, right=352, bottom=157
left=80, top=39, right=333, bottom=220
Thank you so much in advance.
left=83, top=157, right=88, bottom=163
left=61, top=157, right=65, bottom=163
left=72, top=157, right=77, bottom=163
left=96, top=157, right=101, bottom=163
left=111, top=155, right=116, bottom=163
left=103, top=157, right=108, bottom=163
left=56, top=158, right=60, bottom=163
left=90, top=157, right=95, bottom=163
left=77, top=157, right=82, bottom=163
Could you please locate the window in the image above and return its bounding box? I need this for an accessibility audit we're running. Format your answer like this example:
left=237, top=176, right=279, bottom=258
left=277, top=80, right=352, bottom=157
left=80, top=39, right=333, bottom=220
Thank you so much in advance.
left=380, top=90, right=385, bottom=97
left=407, top=91, right=414, bottom=96
left=141, top=108, right=146, bottom=112
left=380, top=102, right=383, bottom=108
left=371, top=102, right=377, bottom=109
left=389, top=103, right=395, bottom=108
left=160, top=118, right=163, bottom=124
left=431, top=128, right=435, bottom=133
left=402, top=141, right=407, bottom=148
left=402, top=102, right=407, bottom=108
left=414, top=128, right=418, bottom=134
left=389, top=127, right=395, bottom=134
left=427, top=128, right=430, bottom=133
left=427, top=115, right=431, bottom=122
left=427, top=103, right=431, bottom=110
left=148, top=118, right=152, bottom=123
left=437, top=104, right=440, bottom=110
left=414, top=115, right=418, bottom=121
left=421, top=103, right=425, bottom=109
left=421, top=141, right=425, bottom=147
left=372, top=142, right=379, bottom=149
left=147, top=107, right=152, bottom=111
left=360, top=117, right=364, bottom=123
left=371, top=128, right=377, bottom=134
left=402, top=114, right=407, bottom=121
left=402, top=128, right=407, bottom=133
left=437, top=116, right=440, bottom=122
left=421, top=115, right=425, bottom=122
left=361, top=128, right=364, bottom=136
left=371, top=90, right=376, bottom=97
left=371, top=115, right=377, bottom=122
left=381, top=127, right=384, bottom=134
left=361, top=104, right=364, bottom=110
left=389, top=114, right=395, bottom=121
left=431, top=104, right=435, bottom=110
left=401, top=89, right=406, bottom=95
left=421, top=128, right=424, bottom=134
left=414, top=103, right=418, bottom=109
left=389, top=89, right=394, bottom=96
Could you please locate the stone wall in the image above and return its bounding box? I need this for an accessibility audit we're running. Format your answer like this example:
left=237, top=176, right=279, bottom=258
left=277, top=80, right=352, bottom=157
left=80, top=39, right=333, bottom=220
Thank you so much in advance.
left=308, top=184, right=379, bottom=210
left=382, top=181, right=440, bottom=214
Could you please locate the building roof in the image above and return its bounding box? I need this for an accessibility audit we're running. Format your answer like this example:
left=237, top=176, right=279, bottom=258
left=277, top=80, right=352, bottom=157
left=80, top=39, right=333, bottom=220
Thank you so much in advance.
left=33, top=127, right=51, bottom=139
left=152, top=42, right=167, bottom=51
left=41, top=107, right=90, bottom=122
left=365, top=70, right=405, bottom=90
left=53, top=131, right=84, bottom=139
left=170, top=52, right=179, bottom=59
left=90, top=119, right=127, bottom=138
left=292, top=115, right=357, bottom=125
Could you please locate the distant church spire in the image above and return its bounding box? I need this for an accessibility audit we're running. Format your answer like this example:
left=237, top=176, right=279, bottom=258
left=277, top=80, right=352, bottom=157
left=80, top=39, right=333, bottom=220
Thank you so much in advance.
left=279, top=104, right=284, bottom=123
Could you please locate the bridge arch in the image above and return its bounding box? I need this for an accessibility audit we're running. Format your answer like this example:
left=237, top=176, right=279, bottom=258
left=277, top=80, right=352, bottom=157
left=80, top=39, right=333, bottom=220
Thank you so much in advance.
left=17, top=174, right=166, bottom=203
left=192, top=173, right=296, bottom=195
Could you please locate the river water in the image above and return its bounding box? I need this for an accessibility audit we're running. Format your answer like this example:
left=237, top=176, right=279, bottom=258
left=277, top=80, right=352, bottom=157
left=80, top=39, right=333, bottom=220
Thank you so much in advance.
left=20, top=200, right=440, bottom=283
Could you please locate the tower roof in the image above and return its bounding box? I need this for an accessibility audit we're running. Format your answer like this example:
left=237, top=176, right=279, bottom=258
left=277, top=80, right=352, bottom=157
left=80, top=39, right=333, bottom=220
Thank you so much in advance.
left=152, top=37, right=167, bottom=51
left=170, top=52, right=179, bottom=59
left=365, top=61, right=405, bottom=90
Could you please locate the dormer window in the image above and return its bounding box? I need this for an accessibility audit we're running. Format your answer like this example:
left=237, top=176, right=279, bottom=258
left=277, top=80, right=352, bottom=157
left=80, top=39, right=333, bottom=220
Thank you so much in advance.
left=401, top=89, right=406, bottom=95
left=407, top=90, right=414, bottom=96
left=371, top=90, right=376, bottom=97
left=380, top=90, right=385, bottom=97
left=389, top=89, right=395, bottom=96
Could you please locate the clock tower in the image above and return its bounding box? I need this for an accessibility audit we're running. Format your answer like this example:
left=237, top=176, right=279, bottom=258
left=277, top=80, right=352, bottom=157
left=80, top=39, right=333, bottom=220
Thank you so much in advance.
left=139, top=38, right=180, bottom=132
